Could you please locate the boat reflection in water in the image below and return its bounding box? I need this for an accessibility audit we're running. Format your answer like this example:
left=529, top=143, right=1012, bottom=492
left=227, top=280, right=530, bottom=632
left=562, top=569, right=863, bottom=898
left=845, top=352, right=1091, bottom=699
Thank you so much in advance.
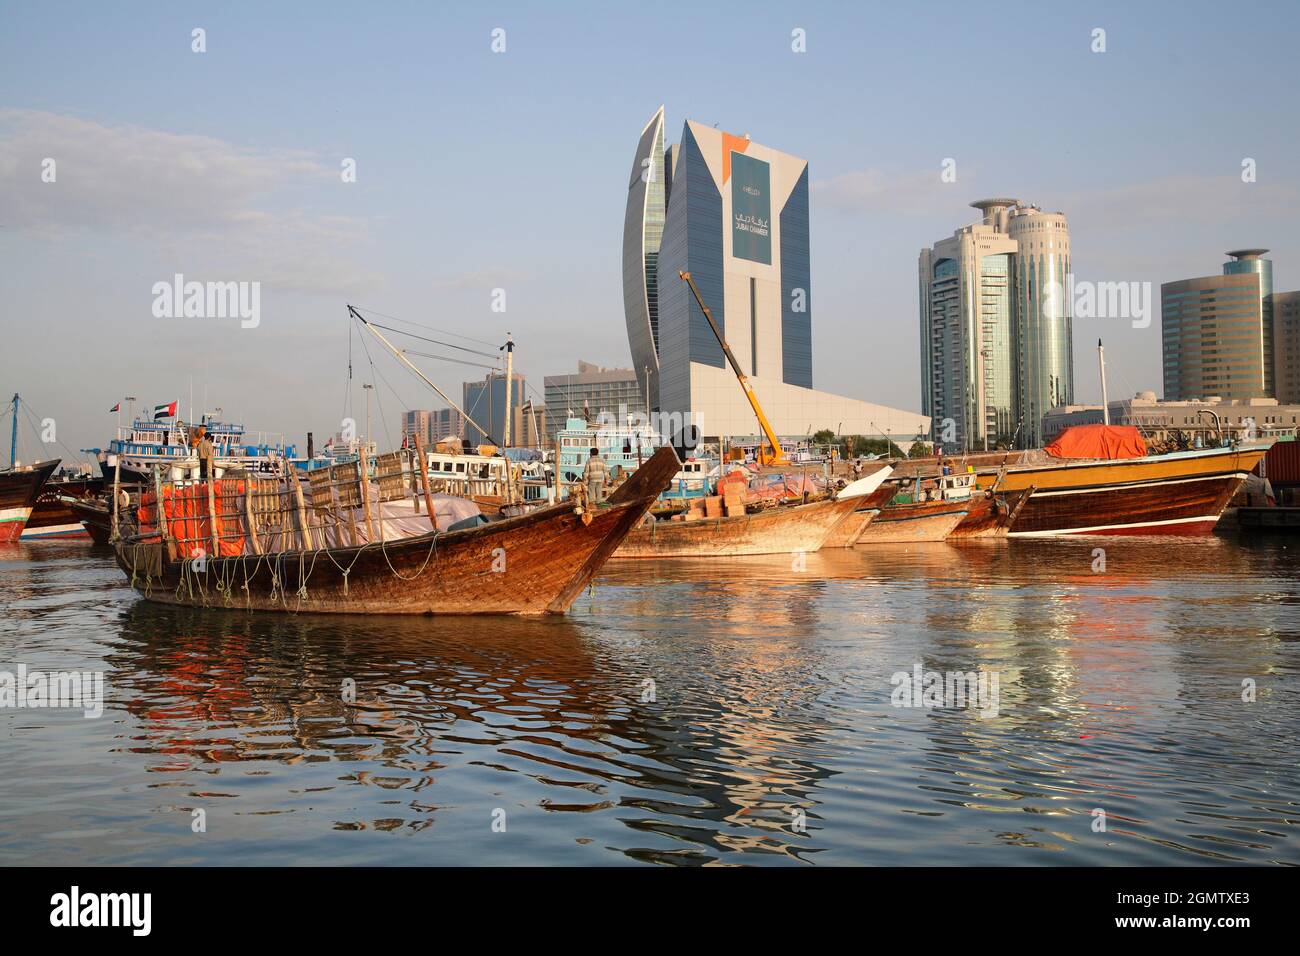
left=107, top=599, right=846, bottom=863
left=6, top=535, right=1298, bottom=866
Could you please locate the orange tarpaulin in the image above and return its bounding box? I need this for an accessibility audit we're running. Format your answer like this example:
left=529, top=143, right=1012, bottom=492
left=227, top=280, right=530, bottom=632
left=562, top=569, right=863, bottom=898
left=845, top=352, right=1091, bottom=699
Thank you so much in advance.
left=1044, top=424, right=1147, bottom=461
left=139, top=480, right=247, bottom=557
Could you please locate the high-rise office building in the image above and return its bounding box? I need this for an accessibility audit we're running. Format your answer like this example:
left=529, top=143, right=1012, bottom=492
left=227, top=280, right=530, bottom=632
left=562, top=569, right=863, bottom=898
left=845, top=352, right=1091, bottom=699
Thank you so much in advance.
left=919, top=199, right=1072, bottom=450
left=462, top=371, right=525, bottom=446
left=1275, top=291, right=1300, bottom=404
left=1161, top=250, right=1274, bottom=401
left=402, top=409, right=433, bottom=447
left=543, top=361, right=645, bottom=438
left=513, top=400, right=546, bottom=448
left=402, top=407, right=465, bottom=446
left=624, top=107, right=927, bottom=443
left=623, top=108, right=668, bottom=411
left=1223, top=248, right=1275, bottom=395
left=429, top=408, right=465, bottom=442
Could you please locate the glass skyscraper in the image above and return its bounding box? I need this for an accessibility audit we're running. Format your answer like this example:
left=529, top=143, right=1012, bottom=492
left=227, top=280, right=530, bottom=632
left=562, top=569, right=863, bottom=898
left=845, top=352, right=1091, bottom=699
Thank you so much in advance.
left=622, top=107, right=668, bottom=412
left=1161, top=250, right=1275, bottom=401
left=1223, top=249, right=1274, bottom=397
left=462, top=371, right=525, bottom=446
left=620, top=108, right=930, bottom=445
left=635, top=115, right=815, bottom=424
left=919, top=199, right=1073, bottom=450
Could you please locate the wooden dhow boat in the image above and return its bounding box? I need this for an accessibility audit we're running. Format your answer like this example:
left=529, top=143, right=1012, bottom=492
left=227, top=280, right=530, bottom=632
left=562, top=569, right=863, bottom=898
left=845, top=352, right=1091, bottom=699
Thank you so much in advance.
left=69, top=495, right=114, bottom=544
left=22, top=472, right=103, bottom=539
left=856, top=497, right=969, bottom=543
left=855, top=473, right=974, bottom=543
left=0, top=458, right=60, bottom=543
left=112, top=445, right=679, bottom=615
left=999, top=425, right=1269, bottom=536
left=613, top=469, right=894, bottom=558
left=947, top=486, right=1034, bottom=538
left=821, top=469, right=900, bottom=547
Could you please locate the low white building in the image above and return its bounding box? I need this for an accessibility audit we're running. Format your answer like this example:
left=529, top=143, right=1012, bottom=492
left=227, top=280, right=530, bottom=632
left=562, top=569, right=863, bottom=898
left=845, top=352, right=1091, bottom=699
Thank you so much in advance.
left=1042, top=391, right=1300, bottom=444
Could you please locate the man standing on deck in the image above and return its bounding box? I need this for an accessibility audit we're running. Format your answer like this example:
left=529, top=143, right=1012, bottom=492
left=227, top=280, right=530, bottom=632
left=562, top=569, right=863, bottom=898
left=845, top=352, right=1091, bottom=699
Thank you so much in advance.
left=194, top=426, right=215, bottom=482
left=583, top=447, right=609, bottom=505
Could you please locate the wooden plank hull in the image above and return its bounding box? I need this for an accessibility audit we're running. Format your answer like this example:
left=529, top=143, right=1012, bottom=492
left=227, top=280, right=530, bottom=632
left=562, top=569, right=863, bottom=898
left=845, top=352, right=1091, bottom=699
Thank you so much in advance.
left=855, top=499, right=969, bottom=543
left=822, top=485, right=900, bottom=548
left=1001, top=445, right=1266, bottom=536
left=0, top=459, right=60, bottom=543
left=113, top=446, right=680, bottom=615
left=23, top=476, right=102, bottom=539
left=948, top=488, right=1032, bottom=538
left=1008, top=472, right=1245, bottom=536
left=998, top=445, right=1265, bottom=492
left=115, top=495, right=649, bottom=615
left=613, top=493, right=865, bottom=558
left=70, top=498, right=114, bottom=544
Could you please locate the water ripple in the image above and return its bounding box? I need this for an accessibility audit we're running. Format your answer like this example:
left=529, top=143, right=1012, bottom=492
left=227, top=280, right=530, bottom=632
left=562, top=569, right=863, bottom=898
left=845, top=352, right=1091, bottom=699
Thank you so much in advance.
left=0, top=536, right=1298, bottom=865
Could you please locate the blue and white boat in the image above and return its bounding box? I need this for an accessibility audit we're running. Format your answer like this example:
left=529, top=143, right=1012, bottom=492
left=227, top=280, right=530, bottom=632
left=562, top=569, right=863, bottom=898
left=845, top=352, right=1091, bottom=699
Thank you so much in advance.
left=91, top=414, right=304, bottom=484
left=553, top=416, right=717, bottom=502
left=555, top=416, right=662, bottom=487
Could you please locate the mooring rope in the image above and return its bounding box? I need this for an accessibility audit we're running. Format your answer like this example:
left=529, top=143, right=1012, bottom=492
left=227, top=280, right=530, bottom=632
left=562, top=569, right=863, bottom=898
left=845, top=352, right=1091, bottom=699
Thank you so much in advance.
left=378, top=525, right=441, bottom=582
left=122, top=479, right=491, bottom=611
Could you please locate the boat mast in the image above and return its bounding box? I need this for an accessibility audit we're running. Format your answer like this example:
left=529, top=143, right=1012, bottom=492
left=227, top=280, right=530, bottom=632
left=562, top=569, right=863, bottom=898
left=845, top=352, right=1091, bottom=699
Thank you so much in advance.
left=502, top=332, right=514, bottom=448
left=1098, top=339, right=1110, bottom=426
left=9, top=393, right=18, bottom=467
left=347, top=305, right=498, bottom=446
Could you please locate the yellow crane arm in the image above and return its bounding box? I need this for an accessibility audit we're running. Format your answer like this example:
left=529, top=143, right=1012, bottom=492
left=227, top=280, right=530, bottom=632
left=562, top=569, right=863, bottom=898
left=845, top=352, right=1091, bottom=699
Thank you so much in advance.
left=678, top=271, right=788, bottom=466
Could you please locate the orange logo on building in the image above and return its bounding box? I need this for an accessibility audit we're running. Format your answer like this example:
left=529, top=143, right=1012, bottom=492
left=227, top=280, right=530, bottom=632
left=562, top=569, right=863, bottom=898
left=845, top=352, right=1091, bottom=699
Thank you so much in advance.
left=721, top=132, right=750, bottom=184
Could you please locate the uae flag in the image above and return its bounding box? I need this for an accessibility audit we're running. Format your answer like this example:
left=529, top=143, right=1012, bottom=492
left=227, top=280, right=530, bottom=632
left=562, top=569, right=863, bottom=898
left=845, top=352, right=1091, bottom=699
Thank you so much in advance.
left=153, top=401, right=178, bottom=420
left=109, top=402, right=120, bottom=413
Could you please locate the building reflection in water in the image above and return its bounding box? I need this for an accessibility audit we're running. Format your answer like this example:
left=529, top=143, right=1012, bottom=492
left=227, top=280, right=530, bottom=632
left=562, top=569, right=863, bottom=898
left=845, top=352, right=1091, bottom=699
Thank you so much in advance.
left=69, top=533, right=1300, bottom=864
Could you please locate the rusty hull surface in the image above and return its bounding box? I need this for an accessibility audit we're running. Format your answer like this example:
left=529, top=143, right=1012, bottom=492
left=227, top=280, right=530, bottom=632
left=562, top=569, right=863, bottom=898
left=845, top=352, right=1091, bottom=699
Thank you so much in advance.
left=855, top=498, right=969, bottom=543
left=613, top=493, right=865, bottom=558
left=821, top=485, right=900, bottom=548
left=947, top=488, right=1033, bottom=538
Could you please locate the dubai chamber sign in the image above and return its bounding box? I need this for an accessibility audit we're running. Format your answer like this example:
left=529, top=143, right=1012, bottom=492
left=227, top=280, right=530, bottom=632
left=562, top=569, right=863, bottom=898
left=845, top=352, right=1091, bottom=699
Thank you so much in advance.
left=731, top=152, right=772, bottom=265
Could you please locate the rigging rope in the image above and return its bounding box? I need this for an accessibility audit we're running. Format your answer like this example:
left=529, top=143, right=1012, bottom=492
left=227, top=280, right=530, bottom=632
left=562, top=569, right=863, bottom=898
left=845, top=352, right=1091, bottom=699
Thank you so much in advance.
left=349, top=304, right=499, bottom=349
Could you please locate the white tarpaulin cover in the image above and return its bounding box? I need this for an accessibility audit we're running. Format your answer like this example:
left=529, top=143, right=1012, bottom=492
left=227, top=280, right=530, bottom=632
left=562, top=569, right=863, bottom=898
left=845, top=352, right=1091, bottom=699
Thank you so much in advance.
left=231, top=485, right=482, bottom=555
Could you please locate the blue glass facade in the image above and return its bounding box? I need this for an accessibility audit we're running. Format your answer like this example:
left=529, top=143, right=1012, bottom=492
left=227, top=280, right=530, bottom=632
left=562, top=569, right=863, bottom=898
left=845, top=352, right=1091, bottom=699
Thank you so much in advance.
left=656, top=125, right=724, bottom=418
left=1014, top=249, right=1072, bottom=446
left=781, top=165, right=813, bottom=388
left=631, top=115, right=820, bottom=434
left=462, top=373, right=524, bottom=446
left=622, top=108, right=667, bottom=410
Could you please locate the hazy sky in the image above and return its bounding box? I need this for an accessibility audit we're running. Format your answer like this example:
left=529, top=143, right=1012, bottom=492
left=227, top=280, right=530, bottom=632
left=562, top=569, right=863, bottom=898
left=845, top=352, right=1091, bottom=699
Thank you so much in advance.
left=2, top=0, right=1298, bottom=463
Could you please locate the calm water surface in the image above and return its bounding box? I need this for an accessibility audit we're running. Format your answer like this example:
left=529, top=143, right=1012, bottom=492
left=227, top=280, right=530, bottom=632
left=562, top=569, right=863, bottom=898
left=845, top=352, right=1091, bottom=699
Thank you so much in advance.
left=2, top=536, right=1298, bottom=866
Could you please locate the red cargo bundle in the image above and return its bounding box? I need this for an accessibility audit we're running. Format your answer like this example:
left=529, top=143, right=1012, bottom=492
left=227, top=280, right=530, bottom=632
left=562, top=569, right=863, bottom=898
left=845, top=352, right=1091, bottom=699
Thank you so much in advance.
left=716, top=469, right=749, bottom=499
